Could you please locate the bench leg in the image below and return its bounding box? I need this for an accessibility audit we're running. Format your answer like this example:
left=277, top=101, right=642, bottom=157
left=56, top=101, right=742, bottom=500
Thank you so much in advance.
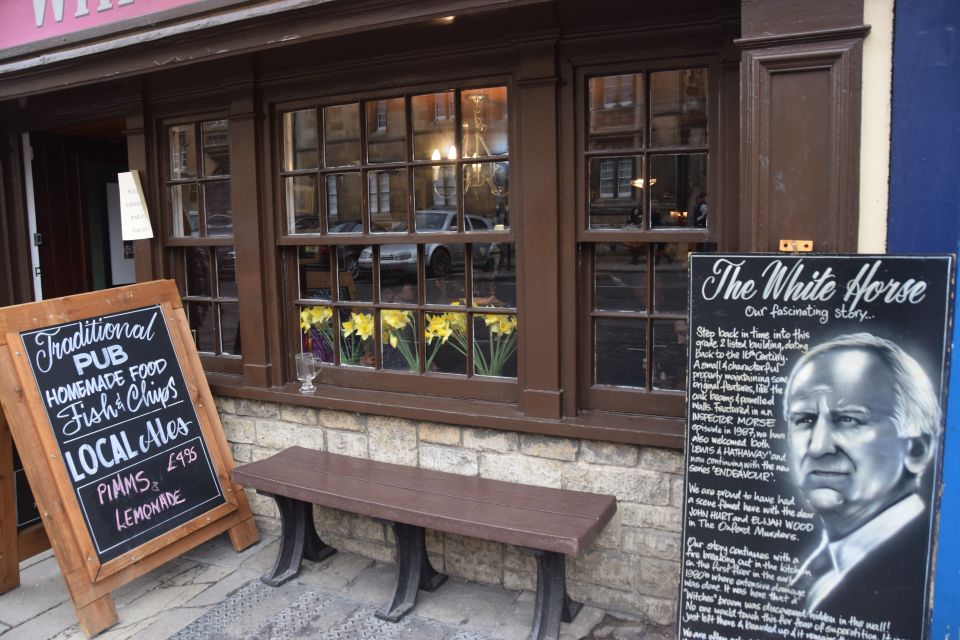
left=260, top=492, right=336, bottom=587
left=375, top=522, right=448, bottom=622
left=523, top=549, right=582, bottom=640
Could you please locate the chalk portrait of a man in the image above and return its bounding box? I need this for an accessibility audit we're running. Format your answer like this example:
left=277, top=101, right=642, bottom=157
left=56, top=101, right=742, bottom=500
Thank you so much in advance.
left=783, top=333, right=941, bottom=627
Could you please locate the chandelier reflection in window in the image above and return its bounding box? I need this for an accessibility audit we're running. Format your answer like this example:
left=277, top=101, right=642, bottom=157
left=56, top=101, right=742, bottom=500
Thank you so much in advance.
left=462, top=94, right=508, bottom=198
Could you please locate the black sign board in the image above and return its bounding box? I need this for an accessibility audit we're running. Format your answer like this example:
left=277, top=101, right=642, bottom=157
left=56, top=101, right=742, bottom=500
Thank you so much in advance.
left=19, top=304, right=225, bottom=563
left=679, top=255, right=953, bottom=640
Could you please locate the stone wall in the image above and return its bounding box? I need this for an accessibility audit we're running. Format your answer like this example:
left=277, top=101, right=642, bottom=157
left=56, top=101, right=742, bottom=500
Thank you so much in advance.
left=216, top=396, right=684, bottom=629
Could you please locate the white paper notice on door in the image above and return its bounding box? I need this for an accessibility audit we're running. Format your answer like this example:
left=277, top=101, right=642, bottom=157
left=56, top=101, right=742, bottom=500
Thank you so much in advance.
left=118, top=170, right=154, bottom=240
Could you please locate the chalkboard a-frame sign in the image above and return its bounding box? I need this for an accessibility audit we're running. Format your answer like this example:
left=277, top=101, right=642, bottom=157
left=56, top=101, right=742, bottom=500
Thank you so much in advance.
left=0, top=281, right=258, bottom=637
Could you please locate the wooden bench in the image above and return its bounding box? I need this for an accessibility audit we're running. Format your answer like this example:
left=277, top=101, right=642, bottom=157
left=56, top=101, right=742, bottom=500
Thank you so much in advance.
left=231, top=446, right=617, bottom=640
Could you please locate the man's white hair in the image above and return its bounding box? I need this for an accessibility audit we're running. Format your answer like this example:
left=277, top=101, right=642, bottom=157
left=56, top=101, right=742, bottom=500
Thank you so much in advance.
left=783, top=332, right=942, bottom=440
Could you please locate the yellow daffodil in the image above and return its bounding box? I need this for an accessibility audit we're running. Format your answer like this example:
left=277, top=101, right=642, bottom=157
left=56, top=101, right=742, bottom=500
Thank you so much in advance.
left=300, top=306, right=333, bottom=332
left=425, top=314, right=454, bottom=344
left=342, top=312, right=374, bottom=341
left=381, top=309, right=412, bottom=331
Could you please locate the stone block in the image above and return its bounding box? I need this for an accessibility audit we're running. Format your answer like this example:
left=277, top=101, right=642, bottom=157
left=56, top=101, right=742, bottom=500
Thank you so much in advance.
left=255, top=421, right=298, bottom=450
left=504, top=567, right=536, bottom=591
left=294, top=424, right=325, bottom=451
left=620, top=503, right=683, bottom=533
left=568, top=581, right=638, bottom=613
left=332, top=536, right=396, bottom=563
left=230, top=443, right=253, bottom=463
left=479, top=453, right=562, bottom=488
left=317, top=408, right=365, bottom=431
left=671, top=475, right=686, bottom=508
left=367, top=416, right=418, bottom=465
left=623, top=527, right=682, bottom=561
left=519, top=434, right=579, bottom=461
left=503, top=544, right=537, bottom=572
left=592, top=509, right=622, bottom=550
left=639, top=447, right=684, bottom=474
left=351, top=514, right=386, bottom=542
left=569, top=550, right=637, bottom=590
left=326, top=430, right=369, bottom=458
left=637, top=558, right=680, bottom=599
left=563, top=464, right=670, bottom=505
left=314, top=505, right=352, bottom=536
left=279, top=404, right=318, bottom=425
left=235, top=399, right=280, bottom=418
left=213, top=395, right=236, bottom=415
left=247, top=490, right=277, bottom=518
left=638, top=594, right=677, bottom=627
left=580, top=440, right=640, bottom=466
left=419, top=443, right=478, bottom=475
left=463, top=427, right=519, bottom=453
left=418, top=422, right=462, bottom=445
left=250, top=446, right=278, bottom=462
left=221, top=414, right=256, bottom=445
left=254, top=514, right=281, bottom=535
left=444, top=534, right=503, bottom=586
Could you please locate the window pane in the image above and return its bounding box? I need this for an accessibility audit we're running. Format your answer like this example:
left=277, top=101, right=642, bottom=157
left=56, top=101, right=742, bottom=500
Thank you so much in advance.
left=201, top=120, right=230, bottom=177
left=380, top=265, right=418, bottom=305
left=169, top=124, right=196, bottom=180
left=595, top=244, right=647, bottom=312
left=368, top=169, right=408, bottom=232
left=203, top=181, right=233, bottom=236
left=414, top=166, right=457, bottom=214
left=381, top=309, right=418, bottom=371
left=326, top=172, right=363, bottom=232
left=595, top=318, right=645, bottom=387
left=324, top=103, right=361, bottom=168
left=366, top=98, right=406, bottom=164
left=300, top=304, right=334, bottom=364
left=588, top=74, right=644, bottom=150
left=337, top=246, right=367, bottom=302
left=588, top=156, right=642, bottom=230
left=412, top=92, right=457, bottom=161
left=283, top=109, right=319, bottom=170
left=219, top=302, right=241, bottom=355
left=216, top=246, right=237, bottom=299
left=425, top=311, right=467, bottom=375
left=187, top=301, right=215, bottom=353
left=650, top=68, right=708, bottom=147
left=654, top=242, right=691, bottom=313
left=650, top=153, right=707, bottom=228
left=463, top=161, right=508, bottom=229
left=299, top=246, right=332, bottom=301
left=170, top=184, right=199, bottom=237
left=473, top=313, right=517, bottom=378
left=425, top=252, right=465, bottom=306
left=285, top=175, right=319, bottom=234
left=185, top=247, right=210, bottom=297
left=340, top=307, right=374, bottom=367
left=653, top=319, right=687, bottom=391
left=461, top=87, right=509, bottom=158
left=472, top=241, right=515, bottom=308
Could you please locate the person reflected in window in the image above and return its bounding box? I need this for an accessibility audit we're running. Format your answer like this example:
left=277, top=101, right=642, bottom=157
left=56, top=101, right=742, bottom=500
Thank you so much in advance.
left=693, top=192, right=707, bottom=227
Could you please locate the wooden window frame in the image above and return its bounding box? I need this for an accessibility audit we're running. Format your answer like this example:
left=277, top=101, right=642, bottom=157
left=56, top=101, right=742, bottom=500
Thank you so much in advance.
left=160, top=113, right=243, bottom=377
left=271, top=80, right=518, bottom=404
left=575, top=58, right=721, bottom=418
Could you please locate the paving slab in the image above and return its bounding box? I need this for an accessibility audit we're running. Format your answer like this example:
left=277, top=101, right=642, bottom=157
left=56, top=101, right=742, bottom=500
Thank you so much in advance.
left=0, top=554, right=72, bottom=626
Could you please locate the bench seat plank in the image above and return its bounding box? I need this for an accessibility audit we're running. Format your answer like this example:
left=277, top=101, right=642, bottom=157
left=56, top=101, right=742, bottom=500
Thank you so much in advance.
left=277, top=446, right=615, bottom=522
left=233, top=449, right=616, bottom=555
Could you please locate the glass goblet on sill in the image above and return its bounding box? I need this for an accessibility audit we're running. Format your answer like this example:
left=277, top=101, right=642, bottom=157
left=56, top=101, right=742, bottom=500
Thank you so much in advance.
left=295, top=352, right=318, bottom=393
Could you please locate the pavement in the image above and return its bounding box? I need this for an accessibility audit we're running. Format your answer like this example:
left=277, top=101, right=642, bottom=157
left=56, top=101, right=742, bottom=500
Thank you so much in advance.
left=0, top=533, right=652, bottom=640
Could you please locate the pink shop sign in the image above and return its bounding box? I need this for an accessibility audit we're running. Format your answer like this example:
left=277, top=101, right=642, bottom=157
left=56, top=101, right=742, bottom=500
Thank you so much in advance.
left=0, top=0, right=206, bottom=52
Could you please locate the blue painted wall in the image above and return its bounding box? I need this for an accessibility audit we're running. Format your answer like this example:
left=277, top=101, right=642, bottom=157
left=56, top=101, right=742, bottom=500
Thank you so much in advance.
left=888, top=0, right=960, bottom=636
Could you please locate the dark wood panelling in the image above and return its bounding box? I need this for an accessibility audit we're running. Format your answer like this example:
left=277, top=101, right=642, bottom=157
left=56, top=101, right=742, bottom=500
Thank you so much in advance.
left=740, top=38, right=863, bottom=252
left=741, top=0, right=863, bottom=40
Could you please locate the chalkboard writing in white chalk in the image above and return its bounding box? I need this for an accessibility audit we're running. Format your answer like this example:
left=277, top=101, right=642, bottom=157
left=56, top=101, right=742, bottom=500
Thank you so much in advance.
left=20, top=304, right=225, bottom=563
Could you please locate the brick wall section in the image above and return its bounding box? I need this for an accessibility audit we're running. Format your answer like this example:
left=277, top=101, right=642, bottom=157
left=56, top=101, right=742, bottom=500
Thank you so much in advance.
left=217, top=396, right=683, bottom=629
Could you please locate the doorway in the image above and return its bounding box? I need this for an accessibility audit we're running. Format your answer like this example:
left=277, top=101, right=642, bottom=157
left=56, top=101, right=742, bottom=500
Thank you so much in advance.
left=28, top=118, right=131, bottom=300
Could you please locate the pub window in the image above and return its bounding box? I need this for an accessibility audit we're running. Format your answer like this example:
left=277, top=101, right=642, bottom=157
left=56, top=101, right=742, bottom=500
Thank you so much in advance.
left=582, top=67, right=712, bottom=416
left=278, top=85, right=516, bottom=398
left=164, top=119, right=241, bottom=367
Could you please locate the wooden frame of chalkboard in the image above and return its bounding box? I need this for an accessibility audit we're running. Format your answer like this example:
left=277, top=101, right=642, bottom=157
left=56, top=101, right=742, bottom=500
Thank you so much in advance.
left=0, top=281, right=258, bottom=637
